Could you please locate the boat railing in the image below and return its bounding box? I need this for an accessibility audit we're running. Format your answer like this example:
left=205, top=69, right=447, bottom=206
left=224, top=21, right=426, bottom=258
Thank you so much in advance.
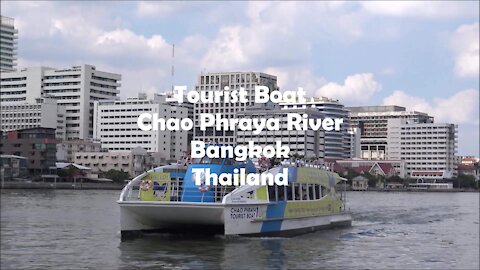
left=119, top=169, right=237, bottom=203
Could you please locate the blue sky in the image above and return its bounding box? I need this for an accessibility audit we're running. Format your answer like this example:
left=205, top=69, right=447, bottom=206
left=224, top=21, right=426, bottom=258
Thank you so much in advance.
left=3, top=1, right=479, bottom=155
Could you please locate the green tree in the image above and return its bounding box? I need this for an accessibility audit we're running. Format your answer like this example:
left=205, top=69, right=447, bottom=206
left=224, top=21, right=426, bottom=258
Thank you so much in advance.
left=386, top=175, right=402, bottom=183
left=453, top=174, right=478, bottom=189
left=101, top=169, right=130, bottom=184
left=364, top=173, right=378, bottom=188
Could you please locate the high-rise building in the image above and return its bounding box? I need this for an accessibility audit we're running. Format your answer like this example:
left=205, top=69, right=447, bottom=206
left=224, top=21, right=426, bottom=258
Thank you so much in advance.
left=236, top=106, right=325, bottom=160
left=1, top=97, right=66, bottom=139
left=348, top=105, right=433, bottom=160
left=193, top=72, right=278, bottom=145
left=280, top=97, right=350, bottom=159
left=387, top=118, right=457, bottom=180
left=0, top=16, right=18, bottom=72
left=93, top=93, right=191, bottom=162
left=0, top=65, right=121, bottom=139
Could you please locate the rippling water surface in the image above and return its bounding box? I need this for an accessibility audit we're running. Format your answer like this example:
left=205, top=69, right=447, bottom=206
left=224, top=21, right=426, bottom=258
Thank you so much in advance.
left=1, top=190, right=478, bottom=269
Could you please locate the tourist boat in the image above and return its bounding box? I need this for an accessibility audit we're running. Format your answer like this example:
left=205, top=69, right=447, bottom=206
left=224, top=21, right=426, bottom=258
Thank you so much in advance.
left=408, top=178, right=453, bottom=190
left=118, top=157, right=352, bottom=239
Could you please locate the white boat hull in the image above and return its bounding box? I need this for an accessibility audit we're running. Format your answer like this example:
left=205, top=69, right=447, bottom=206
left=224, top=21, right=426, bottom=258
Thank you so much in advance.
left=119, top=201, right=351, bottom=239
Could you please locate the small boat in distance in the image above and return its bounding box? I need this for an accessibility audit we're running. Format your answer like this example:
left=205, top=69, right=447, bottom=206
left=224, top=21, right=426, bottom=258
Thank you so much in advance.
left=118, top=156, right=352, bottom=239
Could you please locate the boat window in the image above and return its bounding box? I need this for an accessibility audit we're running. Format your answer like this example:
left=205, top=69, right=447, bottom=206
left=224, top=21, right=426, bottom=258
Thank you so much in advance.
left=321, top=186, right=326, bottom=198
left=286, top=184, right=293, bottom=201
left=302, top=184, right=308, bottom=200
left=315, top=185, right=321, bottom=199
left=277, top=185, right=286, bottom=201
left=294, top=183, right=301, bottom=200
left=268, top=185, right=276, bottom=202
left=310, top=184, right=316, bottom=200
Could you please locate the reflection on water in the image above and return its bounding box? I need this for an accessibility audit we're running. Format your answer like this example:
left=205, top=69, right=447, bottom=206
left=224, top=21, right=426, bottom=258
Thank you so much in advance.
left=1, top=190, right=479, bottom=269
left=117, top=230, right=345, bottom=270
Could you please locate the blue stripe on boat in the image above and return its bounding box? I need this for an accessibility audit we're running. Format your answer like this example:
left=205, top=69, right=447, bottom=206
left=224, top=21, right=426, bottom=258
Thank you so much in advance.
left=261, top=201, right=287, bottom=233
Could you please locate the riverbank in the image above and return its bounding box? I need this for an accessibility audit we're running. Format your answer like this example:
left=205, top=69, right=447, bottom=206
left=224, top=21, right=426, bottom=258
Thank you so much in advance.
left=0, top=181, right=126, bottom=190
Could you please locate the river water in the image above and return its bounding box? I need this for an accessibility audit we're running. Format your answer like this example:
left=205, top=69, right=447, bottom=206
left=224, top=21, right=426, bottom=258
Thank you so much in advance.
left=1, top=190, right=478, bottom=269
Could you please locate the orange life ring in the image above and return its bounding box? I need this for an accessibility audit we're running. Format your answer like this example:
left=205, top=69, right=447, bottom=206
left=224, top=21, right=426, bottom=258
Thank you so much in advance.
left=140, top=180, right=153, bottom=191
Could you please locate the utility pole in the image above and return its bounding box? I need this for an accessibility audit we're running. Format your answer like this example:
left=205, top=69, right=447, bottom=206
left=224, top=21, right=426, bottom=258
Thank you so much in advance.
left=171, top=44, right=175, bottom=93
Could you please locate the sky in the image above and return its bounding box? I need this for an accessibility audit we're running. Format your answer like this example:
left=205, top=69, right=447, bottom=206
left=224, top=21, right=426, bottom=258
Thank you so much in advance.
left=2, top=1, right=479, bottom=155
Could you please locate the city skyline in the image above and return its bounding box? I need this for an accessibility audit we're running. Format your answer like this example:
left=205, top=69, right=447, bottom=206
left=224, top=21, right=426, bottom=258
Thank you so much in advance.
left=1, top=1, right=479, bottom=155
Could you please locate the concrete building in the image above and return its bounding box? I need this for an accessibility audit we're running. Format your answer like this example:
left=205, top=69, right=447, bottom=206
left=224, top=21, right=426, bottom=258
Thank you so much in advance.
left=457, top=156, right=480, bottom=166
left=348, top=105, right=433, bottom=160
left=347, top=127, right=361, bottom=159
left=73, top=147, right=154, bottom=177
left=193, top=72, right=278, bottom=145
left=94, top=93, right=191, bottom=162
left=351, top=175, right=369, bottom=191
left=280, top=97, right=350, bottom=159
left=1, top=97, right=66, bottom=139
left=0, top=154, right=28, bottom=181
left=387, top=119, right=457, bottom=180
left=457, top=164, right=479, bottom=181
left=236, top=106, right=325, bottom=160
left=0, top=65, right=121, bottom=139
left=0, top=16, right=17, bottom=72
left=56, top=139, right=102, bottom=162
left=0, top=128, right=58, bottom=175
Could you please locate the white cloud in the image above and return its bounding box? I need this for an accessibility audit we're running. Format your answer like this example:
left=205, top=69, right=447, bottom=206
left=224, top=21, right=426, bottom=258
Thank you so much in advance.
left=360, top=1, right=477, bottom=18
left=136, top=2, right=176, bottom=17
left=315, top=73, right=381, bottom=104
left=382, top=89, right=479, bottom=125
left=136, top=1, right=212, bottom=17
left=200, top=2, right=366, bottom=72
left=263, top=67, right=327, bottom=97
left=450, top=22, right=479, bottom=78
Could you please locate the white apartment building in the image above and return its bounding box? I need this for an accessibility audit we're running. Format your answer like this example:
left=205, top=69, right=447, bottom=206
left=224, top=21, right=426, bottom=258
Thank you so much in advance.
left=193, top=72, right=278, bottom=145
left=387, top=118, right=457, bottom=180
left=280, top=97, right=350, bottom=159
left=348, top=105, right=433, bottom=160
left=93, top=93, right=191, bottom=162
left=0, top=16, right=17, bottom=72
left=0, top=97, right=66, bottom=139
left=0, top=65, right=121, bottom=139
left=236, top=106, right=325, bottom=160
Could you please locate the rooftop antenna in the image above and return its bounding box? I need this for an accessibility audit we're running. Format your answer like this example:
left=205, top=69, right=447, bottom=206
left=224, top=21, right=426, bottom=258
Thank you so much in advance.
left=171, top=44, right=175, bottom=95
